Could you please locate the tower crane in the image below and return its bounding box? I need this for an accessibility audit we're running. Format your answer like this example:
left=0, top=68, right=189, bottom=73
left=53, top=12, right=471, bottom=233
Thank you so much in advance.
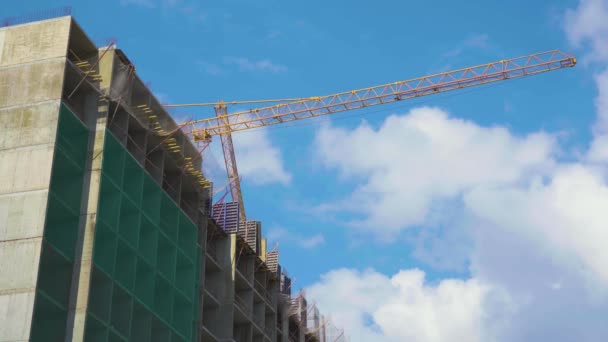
left=167, top=50, right=576, bottom=222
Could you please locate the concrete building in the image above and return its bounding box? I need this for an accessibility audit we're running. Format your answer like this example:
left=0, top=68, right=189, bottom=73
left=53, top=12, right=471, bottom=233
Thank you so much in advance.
left=0, top=13, right=344, bottom=342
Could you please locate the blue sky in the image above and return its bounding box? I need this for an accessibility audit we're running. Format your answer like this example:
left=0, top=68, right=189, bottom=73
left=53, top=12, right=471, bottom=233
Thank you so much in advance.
left=8, top=0, right=608, bottom=340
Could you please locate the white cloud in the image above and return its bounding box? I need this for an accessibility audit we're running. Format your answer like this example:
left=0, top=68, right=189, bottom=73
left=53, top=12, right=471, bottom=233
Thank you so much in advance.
left=564, top=0, right=608, bottom=62
left=465, top=164, right=608, bottom=289
left=197, top=60, right=223, bottom=75
left=307, top=160, right=608, bottom=341
left=443, top=33, right=490, bottom=58
left=303, top=2, right=608, bottom=342
left=565, top=0, right=608, bottom=163
left=307, top=2, right=608, bottom=334
left=231, top=128, right=291, bottom=185
left=588, top=69, right=608, bottom=161
left=315, top=107, right=555, bottom=235
left=411, top=213, right=473, bottom=272
left=267, top=226, right=325, bottom=249
left=307, top=269, right=490, bottom=342
left=199, top=118, right=289, bottom=198
left=300, top=234, right=325, bottom=248
left=266, top=227, right=288, bottom=241
left=462, top=167, right=608, bottom=341
left=223, top=56, right=288, bottom=73
left=463, top=33, right=490, bottom=49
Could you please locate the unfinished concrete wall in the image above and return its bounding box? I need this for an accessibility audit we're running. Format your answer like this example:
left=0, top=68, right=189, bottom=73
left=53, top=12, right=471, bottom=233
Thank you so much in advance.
left=0, top=17, right=71, bottom=342
left=0, top=17, right=70, bottom=67
left=202, top=221, right=231, bottom=341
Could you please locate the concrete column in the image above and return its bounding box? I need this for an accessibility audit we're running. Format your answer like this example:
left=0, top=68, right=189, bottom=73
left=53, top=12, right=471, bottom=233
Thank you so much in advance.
left=214, top=234, right=236, bottom=339
left=66, top=92, right=108, bottom=342
left=280, top=300, right=289, bottom=342
left=0, top=17, right=71, bottom=342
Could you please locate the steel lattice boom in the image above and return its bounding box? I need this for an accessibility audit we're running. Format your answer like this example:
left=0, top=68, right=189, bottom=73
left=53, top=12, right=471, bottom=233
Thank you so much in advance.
left=214, top=104, right=247, bottom=221
left=179, top=49, right=576, bottom=220
left=186, top=50, right=575, bottom=139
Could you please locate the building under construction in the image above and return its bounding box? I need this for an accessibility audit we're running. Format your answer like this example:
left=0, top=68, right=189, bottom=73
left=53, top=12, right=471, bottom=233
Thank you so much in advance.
left=0, top=14, right=346, bottom=342
left=1, top=7, right=579, bottom=342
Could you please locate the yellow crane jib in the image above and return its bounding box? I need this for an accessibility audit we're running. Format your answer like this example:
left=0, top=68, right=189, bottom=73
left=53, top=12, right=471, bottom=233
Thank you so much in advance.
left=172, top=49, right=575, bottom=222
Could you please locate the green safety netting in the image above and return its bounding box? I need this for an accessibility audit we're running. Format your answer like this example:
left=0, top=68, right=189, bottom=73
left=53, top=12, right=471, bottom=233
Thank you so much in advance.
left=86, top=130, right=201, bottom=342
left=30, top=107, right=202, bottom=342
left=31, top=103, right=89, bottom=341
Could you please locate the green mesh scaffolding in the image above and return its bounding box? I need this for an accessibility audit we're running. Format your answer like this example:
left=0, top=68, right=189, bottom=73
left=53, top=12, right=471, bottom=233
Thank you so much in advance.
left=85, top=130, right=202, bottom=342
left=30, top=103, right=89, bottom=341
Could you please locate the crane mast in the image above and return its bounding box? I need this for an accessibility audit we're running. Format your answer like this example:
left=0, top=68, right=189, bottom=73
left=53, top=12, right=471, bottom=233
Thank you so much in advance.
left=178, top=50, right=576, bottom=221
left=214, top=103, right=247, bottom=221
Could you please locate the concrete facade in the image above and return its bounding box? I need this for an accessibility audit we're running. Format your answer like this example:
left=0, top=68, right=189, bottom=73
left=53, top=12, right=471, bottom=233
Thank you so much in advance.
left=0, top=15, right=343, bottom=342
left=0, top=17, right=71, bottom=342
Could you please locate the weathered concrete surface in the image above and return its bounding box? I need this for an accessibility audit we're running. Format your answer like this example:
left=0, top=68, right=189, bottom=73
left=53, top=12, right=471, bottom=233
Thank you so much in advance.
left=0, top=30, right=5, bottom=65
left=0, top=238, right=42, bottom=291
left=0, top=144, right=55, bottom=194
left=0, top=102, right=61, bottom=150
left=0, top=290, right=36, bottom=342
left=0, top=17, right=69, bottom=342
left=0, top=60, right=66, bottom=108
left=0, top=190, right=48, bottom=241
left=66, top=93, right=106, bottom=342
left=0, top=17, right=70, bottom=67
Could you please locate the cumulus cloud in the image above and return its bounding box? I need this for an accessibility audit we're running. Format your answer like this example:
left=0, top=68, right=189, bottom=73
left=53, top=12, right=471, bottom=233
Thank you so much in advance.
left=564, top=0, right=608, bottom=62
left=307, top=160, right=608, bottom=341
left=307, top=269, right=490, bottom=342
left=315, top=107, right=555, bottom=235
left=200, top=118, right=290, bottom=197
left=588, top=69, right=608, bottom=161
left=231, top=128, right=291, bottom=185
left=308, top=106, right=608, bottom=340
left=565, top=0, right=608, bottom=163
left=466, top=164, right=608, bottom=288
left=305, top=3, right=608, bottom=339
left=463, top=165, right=608, bottom=341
